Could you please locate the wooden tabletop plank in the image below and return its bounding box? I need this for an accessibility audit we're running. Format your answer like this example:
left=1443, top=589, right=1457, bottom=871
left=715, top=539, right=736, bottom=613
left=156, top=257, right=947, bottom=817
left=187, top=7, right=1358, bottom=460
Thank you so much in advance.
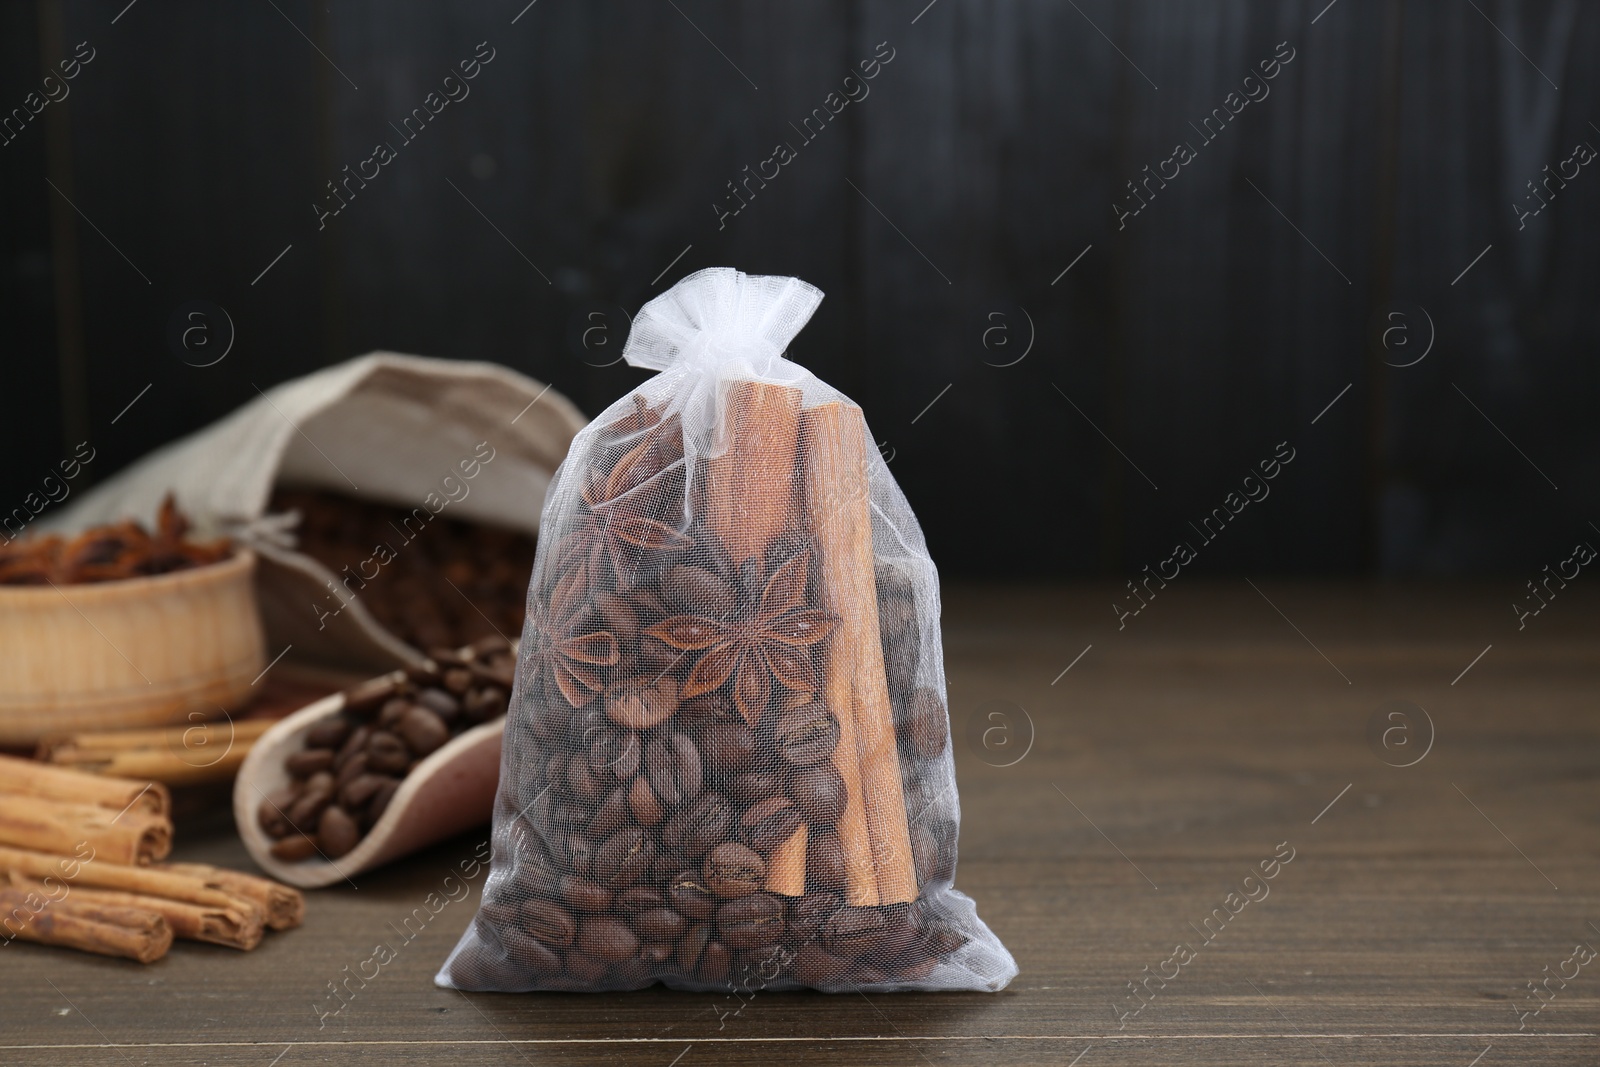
left=3, top=583, right=1596, bottom=1065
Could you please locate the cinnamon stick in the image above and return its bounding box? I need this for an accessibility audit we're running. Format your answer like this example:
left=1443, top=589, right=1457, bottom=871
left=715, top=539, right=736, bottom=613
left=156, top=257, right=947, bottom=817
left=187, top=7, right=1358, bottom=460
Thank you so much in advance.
left=157, top=863, right=304, bottom=931
left=0, top=844, right=262, bottom=920
left=0, top=793, right=172, bottom=866
left=0, top=753, right=169, bottom=817
left=14, top=878, right=261, bottom=950
left=41, top=744, right=255, bottom=787
left=766, top=823, right=808, bottom=897
left=801, top=404, right=875, bottom=905
left=0, top=883, right=172, bottom=963
left=38, top=719, right=273, bottom=756
left=702, top=380, right=802, bottom=564
left=800, top=402, right=918, bottom=905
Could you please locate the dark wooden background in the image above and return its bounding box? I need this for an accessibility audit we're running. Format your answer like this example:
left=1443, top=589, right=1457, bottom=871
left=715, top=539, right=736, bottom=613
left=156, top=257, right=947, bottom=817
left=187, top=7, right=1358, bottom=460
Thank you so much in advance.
left=3, top=0, right=1596, bottom=577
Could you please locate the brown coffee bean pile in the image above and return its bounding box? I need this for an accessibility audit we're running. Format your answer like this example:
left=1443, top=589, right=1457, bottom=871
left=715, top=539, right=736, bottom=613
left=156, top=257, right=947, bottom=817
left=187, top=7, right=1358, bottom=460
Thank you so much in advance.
left=259, top=637, right=515, bottom=861
left=473, top=683, right=971, bottom=991
left=468, top=561, right=966, bottom=990
left=272, top=489, right=535, bottom=653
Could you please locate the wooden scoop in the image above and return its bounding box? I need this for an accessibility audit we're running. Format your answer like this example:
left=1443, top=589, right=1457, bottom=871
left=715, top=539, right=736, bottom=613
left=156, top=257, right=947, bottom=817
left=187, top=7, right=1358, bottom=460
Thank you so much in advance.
left=232, top=671, right=504, bottom=889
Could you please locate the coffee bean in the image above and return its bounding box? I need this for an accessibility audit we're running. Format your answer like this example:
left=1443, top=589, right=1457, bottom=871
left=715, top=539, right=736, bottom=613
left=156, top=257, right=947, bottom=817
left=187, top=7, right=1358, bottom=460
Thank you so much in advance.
left=661, top=564, right=737, bottom=618
left=787, top=892, right=840, bottom=943
left=741, top=795, right=802, bottom=854
left=365, top=778, right=400, bottom=826
left=304, top=718, right=352, bottom=749
left=676, top=922, right=711, bottom=972
left=698, top=940, right=732, bottom=984
left=821, top=906, right=887, bottom=960
left=417, top=687, right=461, bottom=722
left=463, top=685, right=507, bottom=724
left=441, top=667, right=473, bottom=695
left=318, top=805, right=360, bottom=858
left=875, top=903, right=922, bottom=960
left=899, top=687, right=948, bottom=759
left=338, top=773, right=388, bottom=810
left=285, top=748, right=333, bottom=777
left=335, top=751, right=369, bottom=789
left=398, top=705, right=450, bottom=756
left=667, top=870, right=716, bottom=920
left=677, top=691, right=734, bottom=727
left=587, top=727, right=641, bottom=780
left=564, top=950, right=607, bottom=983
left=594, top=591, right=642, bottom=639
left=883, top=631, right=917, bottom=695
left=577, top=918, right=638, bottom=962
left=406, top=663, right=441, bottom=685
left=556, top=832, right=595, bottom=876
left=875, top=562, right=914, bottom=603
left=615, top=887, right=666, bottom=914
left=565, top=754, right=606, bottom=802
left=605, top=675, right=679, bottom=731
left=698, top=721, right=754, bottom=776
left=342, top=674, right=401, bottom=716
left=806, top=830, right=848, bottom=892
left=559, top=876, right=612, bottom=913
left=366, top=730, right=410, bottom=774
left=910, top=823, right=941, bottom=887
left=335, top=723, right=372, bottom=767
left=377, top=698, right=410, bottom=729
left=587, top=786, right=630, bottom=837
left=716, top=893, right=784, bottom=950
left=728, top=771, right=781, bottom=805
left=270, top=834, right=319, bottom=862
left=256, top=787, right=295, bottom=838
left=593, top=829, right=654, bottom=887
left=793, top=941, right=850, bottom=986
left=771, top=702, right=839, bottom=766
left=632, top=907, right=687, bottom=941
left=645, top=732, right=702, bottom=806
left=788, top=765, right=847, bottom=826
left=502, top=928, right=563, bottom=975
left=703, top=842, right=765, bottom=898
left=877, top=595, right=915, bottom=640
left=566, top=704, right=610, bottom=749
left=628, top=775, right=665, bottom=826
left=661, top=791, right=732, bottom=859
left=287, top=772, right=334, bottom=826
left=519, top=898, right=576, bottom=947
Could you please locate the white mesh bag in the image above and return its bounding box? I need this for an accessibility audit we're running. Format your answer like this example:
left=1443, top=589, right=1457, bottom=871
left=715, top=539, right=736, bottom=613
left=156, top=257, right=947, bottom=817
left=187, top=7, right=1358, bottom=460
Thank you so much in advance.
left=439, top=268, right=1015, bottom=993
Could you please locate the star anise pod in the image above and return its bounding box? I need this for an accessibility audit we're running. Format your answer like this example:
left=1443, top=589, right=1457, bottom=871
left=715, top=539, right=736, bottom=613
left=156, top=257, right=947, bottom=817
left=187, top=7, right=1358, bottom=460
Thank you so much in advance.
left=524, top=560, right=619, bottom=707
left=555, top=417, right=690, bottom=590
left=644, top=548, right=838, bottom=726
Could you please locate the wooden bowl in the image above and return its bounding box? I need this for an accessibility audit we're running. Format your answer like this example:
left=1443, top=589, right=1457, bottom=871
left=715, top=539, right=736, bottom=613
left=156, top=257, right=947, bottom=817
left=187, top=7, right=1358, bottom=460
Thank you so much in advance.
left=233, top=681, right=505, bottom=888
left=0, top=550, right=266, bottom=746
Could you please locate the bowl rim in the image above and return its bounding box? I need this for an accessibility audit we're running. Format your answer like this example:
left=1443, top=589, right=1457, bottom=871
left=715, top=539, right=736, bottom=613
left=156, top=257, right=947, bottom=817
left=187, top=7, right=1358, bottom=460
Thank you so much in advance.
left=0, top=546, right=256, bottom=601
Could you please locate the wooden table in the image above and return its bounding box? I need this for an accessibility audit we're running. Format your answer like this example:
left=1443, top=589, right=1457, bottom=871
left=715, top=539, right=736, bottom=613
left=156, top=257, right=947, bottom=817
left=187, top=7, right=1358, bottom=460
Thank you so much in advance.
left=5, top=582, right=1596, bottom=1065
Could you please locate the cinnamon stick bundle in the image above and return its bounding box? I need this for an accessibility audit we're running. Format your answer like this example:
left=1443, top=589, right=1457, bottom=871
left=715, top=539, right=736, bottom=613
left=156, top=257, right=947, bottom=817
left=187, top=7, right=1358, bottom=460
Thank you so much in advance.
left=801, top=402, right=918, bottom=905
left=157, top=862, right=305, bottom=931
left=0, top=753, right=169, bottom=817
left=18, top=878, right=260, bottom=951
left=0, top=883, right=172, bottom=963
left=37, top=720, right=269, bottom=786
left=0, top=844, right=260, bottom=917
left=0, top=793, right=172, bottom=866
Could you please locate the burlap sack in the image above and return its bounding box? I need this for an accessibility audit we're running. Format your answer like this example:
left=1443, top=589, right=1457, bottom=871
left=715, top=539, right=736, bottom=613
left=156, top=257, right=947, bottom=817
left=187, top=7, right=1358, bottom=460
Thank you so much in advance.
left=46, top=353, right=587, bottom=671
